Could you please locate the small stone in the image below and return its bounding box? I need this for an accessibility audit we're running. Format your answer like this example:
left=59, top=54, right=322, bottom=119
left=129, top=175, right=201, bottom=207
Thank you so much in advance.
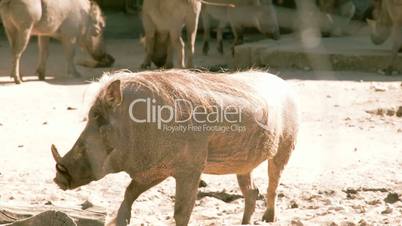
left=81, top=200, right=94, bottom=210
left=386, top=108, right=396, bottom=116
left=396, top=106, right=402, bottom=117
left=42, top=121, right=48, bottom=125
left=0, top=123, right=3, bottom=126
left=18, top=145, right=24, bottom=148
left=326, top=95, right=332, bottom=98
left=289, top=200, right=299, bottom=209
left=44, top=201, right=52, bottom=205
left=367, top=199, right=382, bottom=205
left=344, top=117, right=351, bottom=121
left=397, top=128, right=402, bottom=133
left=291, top=219, right=304, bottom=226
left=358, top=219, right=369, bottom=226
left=384, top=192, right=400, bottom=204
left=374, top=86, right=387, bottom=92
left=198, top=180, right=207, bottom=188
left=339, top=221, right=356, bottom=226
left=381, top=206, right=393, bottom=214
left=67, top=106, right=77, bottom=110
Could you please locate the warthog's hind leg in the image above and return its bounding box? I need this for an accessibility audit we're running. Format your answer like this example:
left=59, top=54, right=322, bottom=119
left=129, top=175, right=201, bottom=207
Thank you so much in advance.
left=262, top=142, right=293, bottom=222
left=4, top=22, right=32, bottom=84
left=106, top=177, right=166, bottom=226
left=237, top=173, right=259, bottom=225
left=36, top=36, right=49, bottom=81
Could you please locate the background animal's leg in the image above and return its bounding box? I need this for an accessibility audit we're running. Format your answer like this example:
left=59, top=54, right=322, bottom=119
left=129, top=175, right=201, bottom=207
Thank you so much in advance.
left=174, top=170, right=202, bottom=226
left=106, top=177, right=166, bottom=226
left=386, top=25, right=402, bottom=75
left=201, top=11, right=211, bottom=56
left=169, top=30, right=185, bottom=68
left=6, top=24, right=32, bottom=84
left=230, top=26, right=243, bottom=56
left=165, top=40, right=174, bottom=69
left=237, top=173, right=259, bottom=225
left=36, top=36, right=49, bottom=80
left=141, top=14, right=155, bottom=69
left=185, top=12, right=200, bottom=68
left=217, top=20, right=227, bottom=55
left=262, top=143, right=293, bottom=222
left=61, top=37, right=81, bottom=78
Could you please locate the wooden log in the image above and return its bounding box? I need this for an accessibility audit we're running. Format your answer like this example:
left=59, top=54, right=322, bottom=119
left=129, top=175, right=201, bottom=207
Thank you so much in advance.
left=0, top=205, right=105, bottom=226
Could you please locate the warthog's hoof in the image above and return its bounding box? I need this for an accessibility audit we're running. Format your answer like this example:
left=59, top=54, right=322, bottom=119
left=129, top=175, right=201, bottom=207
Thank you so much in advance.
left=106, top=215, right=129, bottom=226
left=36, top=71, right=46, bottom=81
left=164, top=62, right=174, bottom=69
left=140, top=63, right=151, bottom=70
left=262, top=208, right=276, bottom=222
left=13, top=76, right=22, bottom=84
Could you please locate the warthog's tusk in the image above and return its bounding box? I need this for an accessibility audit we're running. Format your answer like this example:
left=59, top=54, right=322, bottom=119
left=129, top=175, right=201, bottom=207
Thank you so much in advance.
left=51, top=144, right=62, bottom=163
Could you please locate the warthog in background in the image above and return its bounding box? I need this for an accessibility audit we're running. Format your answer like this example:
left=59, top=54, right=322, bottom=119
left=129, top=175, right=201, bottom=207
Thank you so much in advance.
left=202, top=0, right=280, bottom=55
left=367, top=0, right=402, bottom=75
left=141, top=0, right=202, bottom=69
left=51, top=70, right=299, bottom=226
left=0, top=0, right=114, bottom=84
left=318, top=0, right=356, bottom=36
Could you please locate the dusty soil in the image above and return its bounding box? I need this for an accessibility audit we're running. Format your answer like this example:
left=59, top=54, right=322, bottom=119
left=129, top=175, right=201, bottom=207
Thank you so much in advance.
left=0, top=38, right=401, bottom=226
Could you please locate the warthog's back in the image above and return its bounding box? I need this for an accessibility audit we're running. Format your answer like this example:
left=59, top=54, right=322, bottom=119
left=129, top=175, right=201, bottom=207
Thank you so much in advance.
left=204, top=72, right=298, bottom=175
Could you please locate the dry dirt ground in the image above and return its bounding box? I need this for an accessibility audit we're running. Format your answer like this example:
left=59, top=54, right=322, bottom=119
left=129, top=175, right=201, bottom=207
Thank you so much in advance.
left=0, top=38, right=401, bottom=226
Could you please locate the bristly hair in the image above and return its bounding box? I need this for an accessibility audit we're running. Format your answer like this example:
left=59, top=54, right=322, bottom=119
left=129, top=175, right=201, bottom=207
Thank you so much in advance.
left=92, top=69, right=266, bottom=113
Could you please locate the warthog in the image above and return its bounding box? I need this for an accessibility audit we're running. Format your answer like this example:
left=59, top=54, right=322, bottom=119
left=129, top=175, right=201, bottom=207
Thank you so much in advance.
left=141, top=0, right=202, bottom=69
left=367, top=0, right=402, bottom=75
left=51, top=70, right=299, bottom=226
left=202, top=0, right=280, bottom=55
left=0, top=0, right=114, bottom=84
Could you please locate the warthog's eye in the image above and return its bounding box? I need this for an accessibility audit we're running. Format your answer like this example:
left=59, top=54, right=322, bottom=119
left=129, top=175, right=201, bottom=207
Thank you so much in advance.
left=92, top=111, right=108, bottom=126
left=56, top=163, right=68, bottom=174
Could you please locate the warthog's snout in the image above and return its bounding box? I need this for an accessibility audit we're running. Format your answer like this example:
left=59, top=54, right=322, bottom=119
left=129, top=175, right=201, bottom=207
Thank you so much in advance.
left=51, top=144, right=72, bottom=190
left=94, top=53, right=115, bottom=68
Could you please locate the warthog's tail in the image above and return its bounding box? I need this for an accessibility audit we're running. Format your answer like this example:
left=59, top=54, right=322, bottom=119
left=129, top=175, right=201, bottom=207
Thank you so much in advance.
left=200, top=0, right=235, bottom=8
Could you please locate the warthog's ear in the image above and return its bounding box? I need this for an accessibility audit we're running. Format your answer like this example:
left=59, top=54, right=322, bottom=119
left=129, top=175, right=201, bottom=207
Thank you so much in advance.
left=105, top=80, right=122, bottom=108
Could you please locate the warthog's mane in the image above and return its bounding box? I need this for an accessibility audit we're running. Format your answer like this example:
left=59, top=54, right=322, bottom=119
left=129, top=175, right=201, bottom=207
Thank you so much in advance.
left=92, top=69, right=265, bottom=112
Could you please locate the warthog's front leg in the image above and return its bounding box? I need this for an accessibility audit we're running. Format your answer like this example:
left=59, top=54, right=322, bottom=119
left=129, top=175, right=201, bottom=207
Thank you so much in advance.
left=36, top=36, right=49, bottom=81
left=237, top=173, right=259, bottom=224
left=185, top=6, right=201, bottom=68
left=174, top=170, right=202, bottom=226
left=216, top=20, right=227, bottom=55
left=106, top=177, right=166, bottom=226
left=169, top=30, right=185, bottom=68
left=61, top=37, right=81, bottom=78
left=141, top=14, right=155, bottom=69
left=201, top=10, right=211, bottom=56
